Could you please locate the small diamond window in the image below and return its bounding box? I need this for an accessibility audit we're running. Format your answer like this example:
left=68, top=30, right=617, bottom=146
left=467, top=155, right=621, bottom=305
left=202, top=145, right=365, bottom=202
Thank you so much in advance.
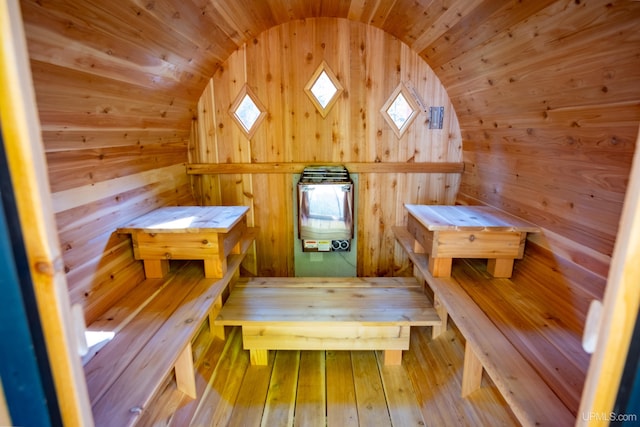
left=310, top=71, right=337, bottom=108
left=305, top=61, right=343, bottom=118
left=381, top=83, right=420, bottom=138
left=388, top=93, right=413, bottom=128
left=230, top=85, right=266, bottom=138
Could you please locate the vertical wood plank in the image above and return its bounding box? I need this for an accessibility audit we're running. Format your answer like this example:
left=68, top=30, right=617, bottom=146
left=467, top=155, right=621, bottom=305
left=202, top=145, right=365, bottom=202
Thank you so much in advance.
left=486, top=258, right=515, bottom=278
left=250, top=349, right=269, bottom=366
left=1, top=1, right=94, bottom=424
left=227, top=352, right=274, bottom=427
left=461, top=344, right=484, bottom=397
left=376, top=351, right=426, bottom=427
left=383, top=349, right=403, bottom=366
left=294, top=351, right=326, bottom=427
left=195, top=18, right=462, bottom=277
left=174, top=344, right=196, bottom=399
left=431, top=293, right=449, bottom=339
left=143, top=259, right=170, bottom=279
left=326, top=350, right=358, bottom=427
left=351, top=351, right=392, bottom=427
left=261, top=350, right=300, bottom=427
left=209, top=295, right=225, bottom=341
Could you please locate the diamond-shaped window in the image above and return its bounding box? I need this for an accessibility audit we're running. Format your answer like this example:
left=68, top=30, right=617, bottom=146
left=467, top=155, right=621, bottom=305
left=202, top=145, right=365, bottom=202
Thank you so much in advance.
left=230, top=85, right=266, bottom=138
left=305, top=61, right=343, bottom=118
left=381, top=83, right=420, bottom=138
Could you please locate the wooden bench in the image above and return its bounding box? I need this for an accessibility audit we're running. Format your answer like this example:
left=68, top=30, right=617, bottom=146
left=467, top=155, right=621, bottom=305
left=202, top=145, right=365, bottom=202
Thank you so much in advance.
left=393, top=225, right=575, bottom=427
left=405, top=204, right=540, bottom=278
left=83, top=225, right=257, bottom=427
left=214, top=277, right=442, bottom=366
left=117, top=205, right=250, bottom=279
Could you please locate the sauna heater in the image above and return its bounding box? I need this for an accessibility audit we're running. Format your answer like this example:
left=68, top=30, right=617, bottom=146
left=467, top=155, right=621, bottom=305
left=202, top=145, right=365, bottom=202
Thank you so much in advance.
left=297, top=166, right=354, bottom=252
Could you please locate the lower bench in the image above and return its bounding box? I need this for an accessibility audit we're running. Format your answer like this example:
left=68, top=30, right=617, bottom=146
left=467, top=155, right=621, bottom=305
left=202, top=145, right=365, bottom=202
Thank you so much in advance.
left=83, top=227, right=256, bottom=427
left=393, top=225, right=575, bottom=427
left=214, top=277, right=442, bottom=366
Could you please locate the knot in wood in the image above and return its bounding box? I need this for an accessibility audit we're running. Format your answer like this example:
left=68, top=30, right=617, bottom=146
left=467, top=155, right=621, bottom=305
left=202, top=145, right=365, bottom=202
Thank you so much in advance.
left=468, top=234, right=475, bottom=242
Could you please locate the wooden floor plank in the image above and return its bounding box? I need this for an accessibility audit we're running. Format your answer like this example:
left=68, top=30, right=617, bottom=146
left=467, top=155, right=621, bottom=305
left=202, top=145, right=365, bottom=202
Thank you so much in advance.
left=351, top=351, right=392, bottom=427
left=326, top=351, right=359, bottom=427
left=227, top=352, right=274, bottom=427
left=294, top=351, right=326, bottom=427
left=141, top=325, right=521, bottom=427
left=168, top=335, right=228, bottom=427
left=189, top=327, right=246, bottom=426
left=376, top=351, right=427, bottom=427
left=261, top=351, right=300, bottom=427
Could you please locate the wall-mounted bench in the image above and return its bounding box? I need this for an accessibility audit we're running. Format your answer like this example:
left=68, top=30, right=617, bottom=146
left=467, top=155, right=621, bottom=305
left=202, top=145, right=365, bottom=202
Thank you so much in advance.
left=215, top=277, right=442, bottom=366
left=393, top=206, right=575, bottom=427
left=84, top=206, right=256, bottom=426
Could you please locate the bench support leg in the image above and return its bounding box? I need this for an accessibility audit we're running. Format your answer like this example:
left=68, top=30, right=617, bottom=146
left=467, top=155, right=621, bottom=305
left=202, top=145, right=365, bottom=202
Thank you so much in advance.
left=431, top=294, right=449, bottom=339
left=204, top=254, right=227, bottom=278
left=461, top=344, right=483, bottom=397
left=486, top=258, right=514, bottom=278
left=175, top=345, right=197, bottom=399
left=250, top=349, right=268, bottom=365
left=429, top=257, right=452, bottom=277
left=209, top=296, right=225, bottom=340
left=383, top=349, right=403, bottom=366
left=143, top=259, right=170, bottom=278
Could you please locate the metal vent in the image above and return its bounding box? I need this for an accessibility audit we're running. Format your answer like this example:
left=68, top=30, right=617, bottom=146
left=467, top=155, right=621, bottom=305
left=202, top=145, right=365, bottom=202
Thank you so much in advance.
left=299, top=166, right=351, bottom=184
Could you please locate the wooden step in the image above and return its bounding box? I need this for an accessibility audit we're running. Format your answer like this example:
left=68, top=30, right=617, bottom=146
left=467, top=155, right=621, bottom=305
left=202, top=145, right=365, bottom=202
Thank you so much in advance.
left=217, top=277, right=441, bottom=327
left=216, top=277, right=441, bottom=366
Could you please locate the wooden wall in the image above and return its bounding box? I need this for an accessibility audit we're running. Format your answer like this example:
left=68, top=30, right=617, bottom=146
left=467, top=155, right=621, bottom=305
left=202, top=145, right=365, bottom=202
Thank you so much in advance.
left=22, top=1, right=196, bottom=324
left=189, top=18, right=463, bottom=277
left=18, top=0, right=640, bottom=321
left=429, top=1, right=640, bottom=278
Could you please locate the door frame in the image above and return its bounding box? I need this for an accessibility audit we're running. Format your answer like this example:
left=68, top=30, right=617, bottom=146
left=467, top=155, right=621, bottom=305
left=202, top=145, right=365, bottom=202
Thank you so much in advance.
left=0, top=0, right=94, bottom=425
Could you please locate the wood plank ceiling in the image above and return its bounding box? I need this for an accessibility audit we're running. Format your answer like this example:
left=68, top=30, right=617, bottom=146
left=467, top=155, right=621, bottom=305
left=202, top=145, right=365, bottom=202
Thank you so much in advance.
left=20, top=0, right=640, bottom=286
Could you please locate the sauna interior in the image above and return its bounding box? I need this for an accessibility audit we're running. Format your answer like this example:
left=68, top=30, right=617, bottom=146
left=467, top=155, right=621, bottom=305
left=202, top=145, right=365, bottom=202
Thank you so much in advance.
left=1, top=0, right=640, bottom=426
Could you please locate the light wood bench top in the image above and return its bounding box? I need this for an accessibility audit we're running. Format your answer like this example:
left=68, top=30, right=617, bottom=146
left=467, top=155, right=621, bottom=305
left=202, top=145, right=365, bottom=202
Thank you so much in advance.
left=405, top=204, right=540, bottom=232
left=216, top=277, right=441, bottom=327
left=117, top=205, right=249, bottom=233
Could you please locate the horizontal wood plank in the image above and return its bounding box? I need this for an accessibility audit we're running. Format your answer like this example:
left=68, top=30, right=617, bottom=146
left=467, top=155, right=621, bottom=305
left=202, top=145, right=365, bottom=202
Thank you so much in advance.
left=117, top=206, right=249, bottom=233
left=216, top=280, right=441, bottom=326
left=236, top=276, right=421, bottom=288
left=187, top=162, right=464, bottom=175
left=405, top=204, right=541, bottom=232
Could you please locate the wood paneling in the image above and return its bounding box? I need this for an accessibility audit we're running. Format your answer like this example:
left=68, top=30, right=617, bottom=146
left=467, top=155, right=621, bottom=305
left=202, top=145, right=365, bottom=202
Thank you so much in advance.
left=426, top=0, right=640, bottom=278
left=188, top=161, right=464, bottom=174
left=13, top=1, right=640, bottom=422
left=22, top=0, right=197, bottom=324
left=192, top=18, right=463, bottom=276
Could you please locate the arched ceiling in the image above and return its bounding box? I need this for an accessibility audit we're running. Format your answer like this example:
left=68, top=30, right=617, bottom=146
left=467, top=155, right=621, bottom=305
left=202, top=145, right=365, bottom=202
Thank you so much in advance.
left=22, top=0, right=640, bottom=136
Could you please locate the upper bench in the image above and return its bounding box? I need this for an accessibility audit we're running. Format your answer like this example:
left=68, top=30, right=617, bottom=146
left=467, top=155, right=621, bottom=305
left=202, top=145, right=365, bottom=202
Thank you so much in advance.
left=404, top=204, right=540, bottom=278
left=117, top=206, right=250, bottom=279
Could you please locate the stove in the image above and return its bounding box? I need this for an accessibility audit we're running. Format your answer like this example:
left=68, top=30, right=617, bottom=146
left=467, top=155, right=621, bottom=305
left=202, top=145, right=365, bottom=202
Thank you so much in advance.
left=297, top=166, right=354, bottom=251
